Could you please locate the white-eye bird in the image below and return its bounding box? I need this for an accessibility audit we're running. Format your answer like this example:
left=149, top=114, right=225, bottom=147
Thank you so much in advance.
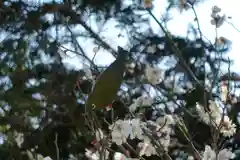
left=86, top=47, right=128, bottom=110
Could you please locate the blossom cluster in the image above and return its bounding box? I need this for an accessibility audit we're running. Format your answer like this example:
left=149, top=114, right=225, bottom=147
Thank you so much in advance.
left=196, top=100, right=236, bottom=137
left=84, top=114, right=175, bottom=160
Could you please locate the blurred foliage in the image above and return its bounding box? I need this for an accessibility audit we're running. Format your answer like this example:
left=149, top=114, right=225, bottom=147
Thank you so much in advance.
left=0, top=0, right=238, bottom=159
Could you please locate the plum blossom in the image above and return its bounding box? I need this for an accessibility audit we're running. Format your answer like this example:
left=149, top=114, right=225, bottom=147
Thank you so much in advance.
left=141, top=116, right=173, bottom=152
left=220, top=82, right=228, bottom=102
left=85, top=149, right=99, bottom=160
left=109, top=120, right=129, bottom=145
left=146, top=45, right=157, bottom=54
left=202, top=145, right=216, bottom=160
left=82, top=64, right=93, bottom=80
left=43, top=157, right=53, bottom=160
left=217, top=148, right=236, bottom=160
left=85, top=148, right=109, bottom=160
left=208, top=101, right=222, bottom=120
left=196, top=101, right=236, bottom=137
left=144, top=64, right=164, bottom=85
left=216, top=116, right=236, bottom=137
left=129, top=96, right=153, bottom=112
left=15, top=132, right=24, bottom=147
left=111, top=129, right=127, bottom=145
left=196, top=101, right=221, bottom=125
left=130, top=118, right=144, bottom=140
left=114, top=152, right=138, bottom=160
left=138, top=138, right=157, bottom=157
left=109, top=118, right=145, bottom=145
left=95, top=128, right=104, bottom=141
left=156, top=114, right=175, bottom=126
left=110, top=115, right=174, bottom=155
left=210, top=6, right=225, bottom=28
left=187, top=156, right=194, bottom=160
left=202, top=145, right=235, bottom=160
left=113, top=152, right=126, bottom=160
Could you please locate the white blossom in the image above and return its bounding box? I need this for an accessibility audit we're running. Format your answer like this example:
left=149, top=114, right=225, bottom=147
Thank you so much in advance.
left=95, top=128, right=104, bottom=141
left=114, top=152, right=128, bottom=160
left=130, top=118, right=144, bottom=140
left=187, top=156, right=194, bottom=160
left=109, top=116, right=173, bottom=153
left=144, top=119, right=172, bottom=151
left=210, top=6, right=225, bottom=28
left=159, top=135, right=171, bottom=151
left=164, top=77, right=174, bottom=89
left=57, top=47, right=67, bottom=59
left=15, top=132, right=24, bottom=148
left=138, top=96, right=154, bottom=106
left=196, top=101, right=236, bottom=137
left=220, top=82, right=228, bottom=102
left=217, top=148, right=235, bottom=160
left=216, top=116, right=236, bottom=137
left=144, top=64, right=163, bottom=85
left=202, top=145, right=235, bottom=160
left=156, top=115, right=175, bottom=126
left=111, top=130, right=127, bottom=145
left=159, top=126, right=172, bottom=136
left=129, top=96, right=153, bottom=112
left=85, top=149, right=99, bottom=160
left=202, top=145, right=216, bottom=160
left=208, top=101, right=222, bottom=123
left=146, top=45, right=156, bottom=54
left=122, top=119, right=133, bottom=138
left=173, top=85, right=186, bottom=94
left=43, top=157, right=53, bottom=160
left=85, top=148, right=109, bottom=160
left=196, top=101, right=222, bottom=125
left=146, top=120, right=161, bottom=131
left=82, top=64, right=93, bottom=80
left=129, top=103, right=138, bottom=112
left=114, top=152, right=138, bottom=160
left=138, top=139, right=157, bottom=157
left=196, top=102, right=211, bottom=124
left=212, top=6, right=221, bottom=14
left=109, top=119, right=145, bottom=145
left=109, top=120, right=129, bottom=145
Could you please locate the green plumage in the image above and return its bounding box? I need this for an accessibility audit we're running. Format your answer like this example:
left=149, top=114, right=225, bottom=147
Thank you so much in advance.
left=86, top=47, right=128, bottom=110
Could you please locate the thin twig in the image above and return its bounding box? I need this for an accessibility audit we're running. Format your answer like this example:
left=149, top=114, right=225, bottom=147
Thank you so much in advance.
left=124, top=142, right=146, bottom=160
left=226, top=20, right=240, bottom=33
left=142, top=127, right=173, bottom=160
left=189, top=2, right=209, bottom=117
left=76, top=19, right=118, bottom=57
left=176, top=120, right=202, bottom=160
left=147, top=9, right=203, bottom=88
left=65, top=25, right=100, bottom=73
left=54, top=132, right=60, bottom=160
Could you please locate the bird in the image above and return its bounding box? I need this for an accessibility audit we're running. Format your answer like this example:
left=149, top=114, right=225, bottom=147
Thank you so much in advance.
left=85, top=46, right=128, bottom=111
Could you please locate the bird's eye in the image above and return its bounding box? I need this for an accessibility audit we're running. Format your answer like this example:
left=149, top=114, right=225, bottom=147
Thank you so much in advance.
left=92, top=104, right=96, bottom=109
